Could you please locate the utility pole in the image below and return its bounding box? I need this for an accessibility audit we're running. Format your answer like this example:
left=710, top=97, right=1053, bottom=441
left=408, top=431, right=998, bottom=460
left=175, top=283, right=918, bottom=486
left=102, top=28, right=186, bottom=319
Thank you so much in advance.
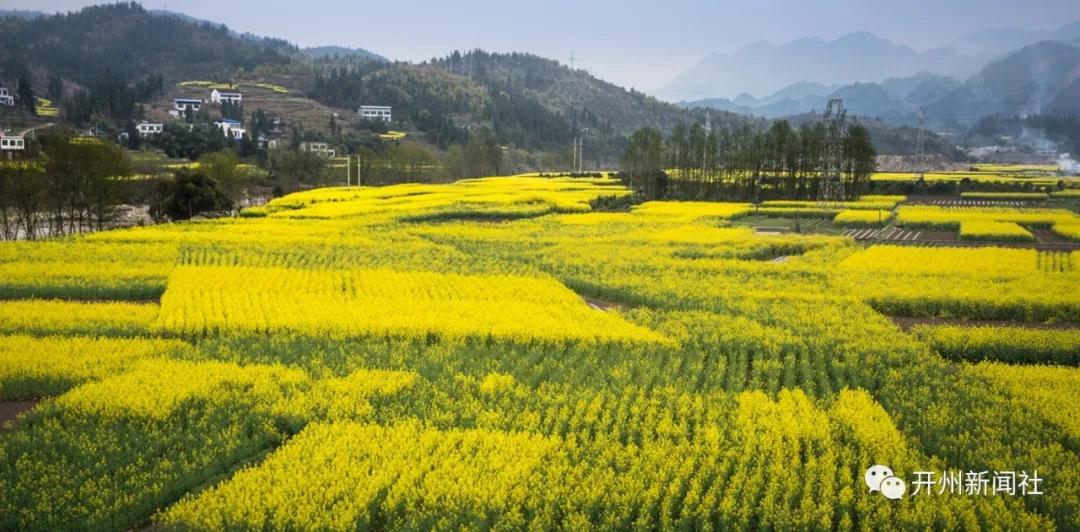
left=571, top=137, right=578, bottom=173
left=346, top=154, right=351, bottom=186
left=571, top=130, right=587, bottom=173
left=577, top=137, right=584, bottom=172
left=703, top=110, right=711, bottom=176
left=569, top=52, right=575, bottom=70
left=915, top=107, right=926, bottom=181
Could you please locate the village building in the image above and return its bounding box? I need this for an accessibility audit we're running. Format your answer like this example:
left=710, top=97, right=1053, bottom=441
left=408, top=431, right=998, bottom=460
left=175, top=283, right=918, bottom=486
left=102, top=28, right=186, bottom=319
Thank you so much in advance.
left=358, top=105, right=392, bottom=123
left=214, top=118, right=246, bottom=140
left=210, top=89, right=243, bottom=105
left=300, top=141, right=336, bottom=158
left=0, top=134, right=25, bottom=151
left=0, top=87, right=14, bottom=107
left=135, top=122, right=164, bottom=137
left=173, top=98, right=203, bottom=115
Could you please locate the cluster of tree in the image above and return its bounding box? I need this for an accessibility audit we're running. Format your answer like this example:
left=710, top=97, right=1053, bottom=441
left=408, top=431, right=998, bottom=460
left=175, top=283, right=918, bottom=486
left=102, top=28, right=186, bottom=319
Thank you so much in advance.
left=220, top=100, right=244, bottom=121
left=483, top=81, right=575, bottom=150
left=150, top=150, right=258, bottom=221
left=444, top=129, right=503, bottom=179
left=265, top=148, right=327, bottom=191
left=152, top=122, right=230, bottom=160
left=150, top=169, right=230, bottom=222
left=16, top=77, right=35, bottom=115
left=347, top=143, right=439, bottom=185
left=621, top=119, right=877, bottom=201
left=63, top=73, right=163, bottom=125
left=0, top=131, right=130, bottom=240
left=0, top=67, right=41, bottom=116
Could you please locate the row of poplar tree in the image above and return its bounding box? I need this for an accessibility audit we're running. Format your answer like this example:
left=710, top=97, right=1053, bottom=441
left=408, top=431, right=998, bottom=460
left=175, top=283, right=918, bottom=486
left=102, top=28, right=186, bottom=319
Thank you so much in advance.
left=621, top=119, right=877, bottom=201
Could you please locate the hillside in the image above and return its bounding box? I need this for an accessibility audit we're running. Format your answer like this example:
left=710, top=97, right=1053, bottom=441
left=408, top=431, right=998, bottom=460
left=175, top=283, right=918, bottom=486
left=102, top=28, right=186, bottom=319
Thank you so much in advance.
left=0, top=3, right=754, bottom=163
left=427, top=52, right=709, bottom=134
left=0, top=4, right=291, bottom=88
left=927, top=40, right=1080, bottom=123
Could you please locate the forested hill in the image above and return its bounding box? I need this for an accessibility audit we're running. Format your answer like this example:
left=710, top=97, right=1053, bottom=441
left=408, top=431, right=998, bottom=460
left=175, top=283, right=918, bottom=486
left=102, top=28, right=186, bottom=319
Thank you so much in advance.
left=308, top=50, right=756, bottom=150
left=427, top=51, right=727, bottom=134
left=0, top=3, right=292, bottom=87
left=0, top=2, right=756, bottom=158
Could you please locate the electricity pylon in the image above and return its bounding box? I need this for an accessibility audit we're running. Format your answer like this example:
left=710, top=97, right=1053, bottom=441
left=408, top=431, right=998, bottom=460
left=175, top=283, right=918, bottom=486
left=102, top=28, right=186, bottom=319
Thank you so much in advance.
left=818, top=99, right=847, bottom=206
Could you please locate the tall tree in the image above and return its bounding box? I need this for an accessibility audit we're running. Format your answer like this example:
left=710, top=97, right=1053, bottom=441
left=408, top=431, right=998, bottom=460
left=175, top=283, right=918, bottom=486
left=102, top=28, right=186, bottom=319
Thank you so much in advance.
left=198, top=150, right=246, bottom=214
left=125, top=120, right=141, bottom=150
left=844, top=124, right=877, bottom=198
left=47, top=75, right=63, bottom=104
left=16, top=77, right=35, bottom=116
left=620, top=127, right=666, bottom=199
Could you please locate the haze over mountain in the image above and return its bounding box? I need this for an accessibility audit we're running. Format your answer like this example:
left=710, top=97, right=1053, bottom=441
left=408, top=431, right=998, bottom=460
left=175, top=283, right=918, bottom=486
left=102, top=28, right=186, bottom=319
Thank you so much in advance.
left=679, top=72, right=961, bottom=123
left=926, top=40, right=1080, bottom=122
left=677, top=37, right=1080, bottom=130
left=658, top=22, right=1080, bottom=102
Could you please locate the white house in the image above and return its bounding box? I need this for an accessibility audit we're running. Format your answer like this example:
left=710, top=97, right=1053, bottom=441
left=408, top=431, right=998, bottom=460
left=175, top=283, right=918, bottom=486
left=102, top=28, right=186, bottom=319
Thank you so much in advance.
left=173, top=98, right=203, bottom=114
left=210, top=89, right=242, bottom=105
left=300, top=141, right=336, bottom=158
left=226, top=127, right=247, bottom=141
left=214, top=119, right=246, bottom=140
left=135, top=122, right=163, bottom=137
left=0, top=87, right=13, bottom=107
left=0, top=135, right=25, bottom=151
left=359, top=105, right=392, bottom=123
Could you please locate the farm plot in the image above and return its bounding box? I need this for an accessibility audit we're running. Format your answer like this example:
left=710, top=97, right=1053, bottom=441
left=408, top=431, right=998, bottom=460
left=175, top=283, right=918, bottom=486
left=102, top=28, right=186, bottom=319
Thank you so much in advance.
left=0, top=176, right=1079, bottom=531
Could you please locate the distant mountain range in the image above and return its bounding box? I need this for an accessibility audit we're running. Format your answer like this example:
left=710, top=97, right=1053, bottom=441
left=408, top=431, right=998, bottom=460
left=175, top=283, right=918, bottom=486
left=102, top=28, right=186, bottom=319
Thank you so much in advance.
left=927, top=41, right=1080, bottom=122
left=680, top=40, right=1080, bottom=127
left=658, top=23, right=1080, bottom=102
left=679, top=73, right=960, bottom=123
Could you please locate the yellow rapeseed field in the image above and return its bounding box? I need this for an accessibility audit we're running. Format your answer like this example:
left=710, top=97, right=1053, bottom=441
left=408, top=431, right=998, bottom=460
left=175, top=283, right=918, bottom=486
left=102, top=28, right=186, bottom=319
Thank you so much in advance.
left=0, top=175, right=1078, bottom=530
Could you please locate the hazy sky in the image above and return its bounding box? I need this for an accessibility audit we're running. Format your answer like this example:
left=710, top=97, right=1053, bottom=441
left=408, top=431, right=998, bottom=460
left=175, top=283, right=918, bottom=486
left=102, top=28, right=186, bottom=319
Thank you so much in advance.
left=6, top=0, right=1080, bottom=92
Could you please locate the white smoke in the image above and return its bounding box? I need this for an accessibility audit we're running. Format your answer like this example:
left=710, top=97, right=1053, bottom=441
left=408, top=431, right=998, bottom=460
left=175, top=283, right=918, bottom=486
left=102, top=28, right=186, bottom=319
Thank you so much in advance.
left=1017, top=127, right=1057, bottom=153
left=1059, top=153, right=1080, bottom=175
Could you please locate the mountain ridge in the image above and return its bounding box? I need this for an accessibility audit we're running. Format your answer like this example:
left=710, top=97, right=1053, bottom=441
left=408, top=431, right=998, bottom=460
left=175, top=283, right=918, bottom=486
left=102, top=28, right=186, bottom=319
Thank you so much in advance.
left=658, top=22, right=1080, bottom=102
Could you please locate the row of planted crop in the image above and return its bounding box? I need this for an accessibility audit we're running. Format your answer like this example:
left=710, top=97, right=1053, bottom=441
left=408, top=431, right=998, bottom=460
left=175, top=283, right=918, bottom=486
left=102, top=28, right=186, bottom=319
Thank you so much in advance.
left=2, top=295, right=1079, bottom=529
left=913, top=324, right=1080, bottom=366
left=161, top=389, right=1046, bottom=531
left=0, top=353, right=1052, bottom=531
left=894, top=205, right=1079, bottom=229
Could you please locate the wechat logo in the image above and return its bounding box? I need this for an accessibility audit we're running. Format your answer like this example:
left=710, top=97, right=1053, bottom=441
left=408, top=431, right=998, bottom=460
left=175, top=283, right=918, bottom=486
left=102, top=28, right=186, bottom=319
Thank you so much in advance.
left=865, top=464, right=906, bottom=500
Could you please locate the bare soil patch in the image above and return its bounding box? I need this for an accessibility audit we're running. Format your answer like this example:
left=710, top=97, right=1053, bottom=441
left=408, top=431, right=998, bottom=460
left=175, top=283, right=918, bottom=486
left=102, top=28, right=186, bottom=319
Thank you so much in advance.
left=0, top=401, right=38, bottom=430
left=892, top=317, right=1080, bottom=332
left=584, top=297, right=624, bottom=312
